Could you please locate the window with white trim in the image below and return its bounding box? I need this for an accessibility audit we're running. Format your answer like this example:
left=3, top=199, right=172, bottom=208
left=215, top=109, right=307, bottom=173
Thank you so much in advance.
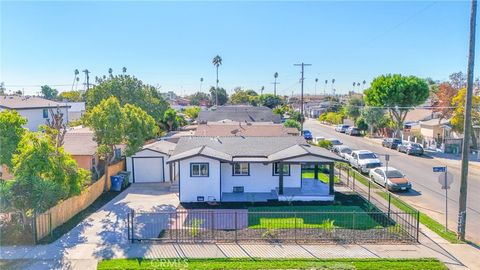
left=190, top=163, right=209, bottom=177
left=233, top=163, right=249, bottom=176
left=273, top=163, right=290, bottom=176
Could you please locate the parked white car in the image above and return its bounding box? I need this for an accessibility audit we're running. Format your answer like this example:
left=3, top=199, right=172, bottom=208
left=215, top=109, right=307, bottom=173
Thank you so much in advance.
left=369, top=167, right=412, bottom=192
left=346, top=150, right=382, bottom=174
left=335, top=124, right=350, bottom=133
left=331, top=145, right=353, bottom=159
left=314, top=136, right=325, bottom=144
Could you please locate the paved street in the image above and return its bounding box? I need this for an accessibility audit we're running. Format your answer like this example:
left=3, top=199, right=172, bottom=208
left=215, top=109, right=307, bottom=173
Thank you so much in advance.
left=304, top=118, right=480, bottom=244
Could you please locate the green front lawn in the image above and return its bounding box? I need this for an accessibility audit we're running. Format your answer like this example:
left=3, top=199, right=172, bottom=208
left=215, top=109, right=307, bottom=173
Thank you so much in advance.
left=248, top=205, right=386, bottom=229
left=97, top=258, right=447, bottom=270
left=301, top=170, right=340, bottom=183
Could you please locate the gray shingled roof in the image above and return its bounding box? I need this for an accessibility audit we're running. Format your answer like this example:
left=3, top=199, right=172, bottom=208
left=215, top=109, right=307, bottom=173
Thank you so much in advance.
left=168, top=136, right=342, bottom=163
left=0, top=96, right=70, bottom=109
left=197, top=106, right=281, bottom=123
left=142, top=140, right=177, bottom=155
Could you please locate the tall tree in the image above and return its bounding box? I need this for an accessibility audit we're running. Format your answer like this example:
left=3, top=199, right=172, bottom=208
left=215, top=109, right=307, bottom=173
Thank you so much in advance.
left=209, top=87, right=228, bottom=106
left=184, top=106, right=201, bottom=120
left=230, top=89, right=251, bottom=104
left=44, top=107, right=67, bottom=152
left=449, top=71, right=467, bottom=90
left=362, top=107, right=385, bottom=134
left=346, top=95, right=364, bottom=122
left=364, top=74, right=429, bottom=135
left=41, top=85, right=58, bottom=100
left=259, top=94, right=282, bottom=109
left=86, top=74, right=169, bottom=124
left=431, top=82, right=458, bottom=122
left=212, top=55, right=223, bottom=106
left=450, top=88, right=480, bottom=149
left=85, top=97, right=157, bottom=189
left=189, top=91, right=209, bottom=106
left=59, top=90, right=84, bottom=102
left=0, top=110, right=27, bottom=170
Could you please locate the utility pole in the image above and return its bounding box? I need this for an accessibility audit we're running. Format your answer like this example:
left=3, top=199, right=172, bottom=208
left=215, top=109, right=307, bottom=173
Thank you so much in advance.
left=83, top=69, right=91, bottom=91
left=272, top=72, right=279, bottom=96
left=294, top=62, right=312, bottom=133
left=458, top=0, right=477, bottom=241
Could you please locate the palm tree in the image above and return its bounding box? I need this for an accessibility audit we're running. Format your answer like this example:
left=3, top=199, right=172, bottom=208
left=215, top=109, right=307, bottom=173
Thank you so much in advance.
left=108, top=68, right=113, bottom=77
left=261, top=86, right=265, bottom=95
left=72, top=69, right=79, bottom=91
left=324, top=79, right=328, bottom=96
left=363, top=80, right=367, bottom=91
left=274, top=72, right=278, bottom=96
left=212, top=55, right=222, bottom=106
left=331, top=79, right=335, bottom=95
left=315, top=78, right=318, bottom=96
left=200, top=77, right=204, bottom=92
left=122, top=67, right=127, bottom=74
left=353, top=82, right=356, bottom=92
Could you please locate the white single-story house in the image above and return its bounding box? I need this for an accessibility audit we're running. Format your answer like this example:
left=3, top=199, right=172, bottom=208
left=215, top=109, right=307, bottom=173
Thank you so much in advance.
left=167, top=136, right=343, bottom=203
left=126, top=140, right=178, bottom=183
left=0, top=95, right=70, bottom=131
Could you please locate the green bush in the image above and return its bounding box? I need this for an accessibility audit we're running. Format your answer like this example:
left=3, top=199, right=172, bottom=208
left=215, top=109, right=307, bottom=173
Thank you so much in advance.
left=318, top=140, right=333, bottom=149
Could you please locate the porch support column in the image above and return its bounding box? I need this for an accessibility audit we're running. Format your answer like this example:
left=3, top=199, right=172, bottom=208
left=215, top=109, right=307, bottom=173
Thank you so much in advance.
left=314, top=163, right=319, bottom=180
left=328, top=162, right=335, bottom=195
left=278, top=162, right=284, bottom=195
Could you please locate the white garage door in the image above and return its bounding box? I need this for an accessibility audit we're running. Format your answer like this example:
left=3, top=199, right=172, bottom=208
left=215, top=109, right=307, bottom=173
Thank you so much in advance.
left=133, top=157, right=164, bottom=182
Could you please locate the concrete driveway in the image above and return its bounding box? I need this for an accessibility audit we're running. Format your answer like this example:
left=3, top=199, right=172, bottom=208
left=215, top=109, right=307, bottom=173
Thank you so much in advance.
left=57, top=183, right=179, bottom=246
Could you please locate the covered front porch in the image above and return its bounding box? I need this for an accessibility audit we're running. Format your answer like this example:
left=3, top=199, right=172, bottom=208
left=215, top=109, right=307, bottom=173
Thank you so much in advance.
left=221, top=161, right=336, bottom=202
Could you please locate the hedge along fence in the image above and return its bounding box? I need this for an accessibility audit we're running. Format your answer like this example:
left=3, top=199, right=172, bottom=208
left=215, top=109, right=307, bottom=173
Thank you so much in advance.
left=35, top=159, right=125, bottom=241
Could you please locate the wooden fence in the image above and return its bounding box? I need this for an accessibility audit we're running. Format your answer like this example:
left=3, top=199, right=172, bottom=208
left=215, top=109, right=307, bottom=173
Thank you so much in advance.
left=35, top=159, right=125, bottom=240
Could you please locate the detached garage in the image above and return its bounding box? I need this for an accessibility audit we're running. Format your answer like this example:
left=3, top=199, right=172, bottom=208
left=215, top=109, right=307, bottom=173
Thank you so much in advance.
left=126, top=140, right=177, bottom=183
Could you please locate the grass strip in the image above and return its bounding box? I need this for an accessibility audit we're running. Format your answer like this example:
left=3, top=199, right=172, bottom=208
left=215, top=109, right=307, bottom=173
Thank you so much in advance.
left=97, top=258, right=447, bottom=270
left=376, top=191, right=462, bottom=244
left=301, top=170, right=340, bottom=183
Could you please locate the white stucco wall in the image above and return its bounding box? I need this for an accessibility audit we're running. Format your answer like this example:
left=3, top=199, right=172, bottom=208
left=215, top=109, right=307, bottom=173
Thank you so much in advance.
left=126, top=149, right=170, bottom=182
left=179, top=156, right=221, bottom=203
left=10, top=107, right=69, bottom=131
left=221, top=163, right=301, bottom=193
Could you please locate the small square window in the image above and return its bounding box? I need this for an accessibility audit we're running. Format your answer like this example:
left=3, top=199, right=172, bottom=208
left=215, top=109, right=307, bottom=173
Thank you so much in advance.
left=273, top=163, right=290, bottom=176
left=190, top=163, right=209, bottom=177
left=197, top=196, right=204, bottom=202
left=233, top=163, right=249, bottom=176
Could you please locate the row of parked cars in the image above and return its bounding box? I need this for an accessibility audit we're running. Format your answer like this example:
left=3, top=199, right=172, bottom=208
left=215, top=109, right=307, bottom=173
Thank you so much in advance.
left=381, top=138, right=424, bottom=156
left=335, top=124, right=361, bottom=136
left=329, top=139, right=412, bottom=192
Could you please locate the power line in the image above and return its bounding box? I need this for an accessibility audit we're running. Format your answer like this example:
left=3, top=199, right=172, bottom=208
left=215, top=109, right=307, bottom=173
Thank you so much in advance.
left=294, top=62, right=312, bottom=132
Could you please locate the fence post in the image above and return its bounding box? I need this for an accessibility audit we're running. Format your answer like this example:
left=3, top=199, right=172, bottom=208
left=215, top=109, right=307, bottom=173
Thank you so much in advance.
left=49, top=213, right=52, bottom=238
left=211, top=211, right=215, bottom=241
left=352, top=212, right=356, bottom=243
left=131, top=209, right=135, bottom=243
left=416, top=211, right=420, bottom=242
left=32, top=212, right=37, bottom=244
left=368, top=181, right=371, bottom=202
left=294, top=212, right=297, bottom=242
left=352, top=171, right=356, bottom=190
left=176, top=211, right=179, bottom=242
left=347, top=168, right=350, bottom=186
left=127, top=213, right=130, bottom=241
left=387, top=194, right=391, bottom=219
left=234, top=211, right=238, bottom=242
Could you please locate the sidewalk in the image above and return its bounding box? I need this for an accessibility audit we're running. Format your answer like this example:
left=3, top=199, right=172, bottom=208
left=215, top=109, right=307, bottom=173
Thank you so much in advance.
left=0, top=241, right=473, bottom=270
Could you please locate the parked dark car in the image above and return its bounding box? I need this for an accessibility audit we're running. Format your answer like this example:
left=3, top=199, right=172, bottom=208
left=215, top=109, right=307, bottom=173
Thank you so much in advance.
left=382, top=138, right=402, bottom=149
left=345, top=127, right=361, bottom=136
left=303, top=130, right=313, bottom=140
left=398, top=142, right=424, bottom=155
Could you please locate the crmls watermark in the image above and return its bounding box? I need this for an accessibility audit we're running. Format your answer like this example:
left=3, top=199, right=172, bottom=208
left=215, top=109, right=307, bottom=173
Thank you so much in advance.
left=147, top=258, right=189, bottom=269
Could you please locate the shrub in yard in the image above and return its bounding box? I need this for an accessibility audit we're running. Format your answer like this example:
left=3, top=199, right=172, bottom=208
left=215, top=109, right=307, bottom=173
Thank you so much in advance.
left=318, top=140, right=332, bottom=149
left=188, top=218, right=204, bottom=237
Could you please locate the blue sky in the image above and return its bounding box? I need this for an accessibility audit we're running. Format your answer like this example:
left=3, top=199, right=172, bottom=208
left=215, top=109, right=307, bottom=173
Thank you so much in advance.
left=1, top=1, right=477, bottom=96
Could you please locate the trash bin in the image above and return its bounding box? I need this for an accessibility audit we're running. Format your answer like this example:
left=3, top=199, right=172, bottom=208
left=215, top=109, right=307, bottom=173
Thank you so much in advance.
left=118, top=171, right=131, bottom=188
left=110, top=175, right=123, bottom=192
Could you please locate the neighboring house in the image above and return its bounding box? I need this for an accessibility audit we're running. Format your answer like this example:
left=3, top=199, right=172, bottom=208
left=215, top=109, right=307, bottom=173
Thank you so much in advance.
left=65, top=102, right=86, bottom=122
left=167, top=136, right=342, bottom=203
left=64, top=127, right=99, bottom=178
left=0, top=95, right=70, bottom=131
left=197, top=105, right=282, bottom=123
left=126, top=140, right=177, bottom=183
left=195, top=122, right=300, bottom=136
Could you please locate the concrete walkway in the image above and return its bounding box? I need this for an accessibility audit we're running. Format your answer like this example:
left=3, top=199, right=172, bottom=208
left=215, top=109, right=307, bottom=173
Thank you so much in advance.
left=0, top=242, right=471, bottom=270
